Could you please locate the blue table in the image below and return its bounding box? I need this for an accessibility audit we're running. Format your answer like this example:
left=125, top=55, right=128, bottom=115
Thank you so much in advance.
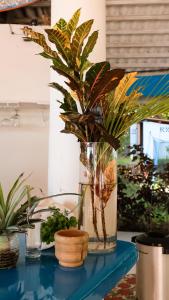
left=0, top=240, right=137, bottom=300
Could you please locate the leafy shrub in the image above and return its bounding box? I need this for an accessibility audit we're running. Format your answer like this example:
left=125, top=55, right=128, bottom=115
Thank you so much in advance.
left=118, top=145, right=169, bottom=233
left=41, top=209, right=77, bottom=244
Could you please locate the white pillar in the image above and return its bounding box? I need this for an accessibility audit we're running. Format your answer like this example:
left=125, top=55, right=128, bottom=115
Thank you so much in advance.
left=48, top=0, right=106, bottom=206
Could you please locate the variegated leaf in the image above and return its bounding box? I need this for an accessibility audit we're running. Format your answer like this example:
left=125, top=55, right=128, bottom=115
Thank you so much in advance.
left=52, top=59, right=76, bottom=83
left=49, top=82, right=78, bottom=112
left=71, top=20, right=93, bottom=66
left=23, top=27, right=58, bottom=59
left=85, top=62, right=110, bottom=98
left=61, top=123, right=86, bottom=142
left=80, top=60, right=93, bottom=79
left=49, top=82, right=68, bottom=95
left=114, top=72, right=138, bottom=105
left=81, top=31, right=98, bottom=66
left=66, top=8, right=81, bottom=38
left=45, top=28, right=71, bottom=63
left=88, top=69, right=125, bottom=108
left=53, top=18, right=67, bottom=32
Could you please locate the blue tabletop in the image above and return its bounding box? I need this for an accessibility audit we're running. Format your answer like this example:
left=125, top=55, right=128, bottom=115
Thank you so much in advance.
left=0, top=239, right=137, bottom=300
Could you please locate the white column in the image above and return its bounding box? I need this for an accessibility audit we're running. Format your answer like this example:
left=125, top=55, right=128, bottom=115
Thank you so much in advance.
left=48, top=0, right=106, bottom=206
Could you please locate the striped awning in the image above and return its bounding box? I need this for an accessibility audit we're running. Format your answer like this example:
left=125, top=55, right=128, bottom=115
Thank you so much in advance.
left=0, top=0, right=39, bottom=12
left=129, top=74, right=169, bottom=97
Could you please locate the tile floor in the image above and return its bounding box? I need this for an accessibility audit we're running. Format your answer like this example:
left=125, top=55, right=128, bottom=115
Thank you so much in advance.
left=103, top=232, right=139, bottom=300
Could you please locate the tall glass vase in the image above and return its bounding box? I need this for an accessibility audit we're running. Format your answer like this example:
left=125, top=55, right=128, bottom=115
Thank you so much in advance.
left=78, top=142, right=117, bottom=253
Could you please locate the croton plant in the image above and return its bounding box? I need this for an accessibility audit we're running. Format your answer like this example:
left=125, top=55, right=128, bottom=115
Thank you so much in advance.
left=23, top=9, right=169, bottom=150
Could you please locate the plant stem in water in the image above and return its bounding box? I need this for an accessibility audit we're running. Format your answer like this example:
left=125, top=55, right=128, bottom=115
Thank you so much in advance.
left=91, top=179, right=101, bottom=241
left=101, top=198, right=107, bottom=248
left=78, top=185, right=85, bottom=229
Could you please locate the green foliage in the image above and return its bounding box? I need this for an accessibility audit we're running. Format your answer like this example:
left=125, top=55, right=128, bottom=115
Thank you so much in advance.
left=41, top=209, right=77, bottom=244
left=118, top=145, right=169, bottom=233
left=0, top=173, right=42, bottom=233
left=0, top=174, right=79, bottom=234
left=22, top=11, right=124, bottom=149
left=23, top=10, right=169, bottom=150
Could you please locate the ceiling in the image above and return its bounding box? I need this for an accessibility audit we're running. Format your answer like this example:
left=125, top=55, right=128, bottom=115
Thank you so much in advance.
left=0, top=0, right=51, bottom=25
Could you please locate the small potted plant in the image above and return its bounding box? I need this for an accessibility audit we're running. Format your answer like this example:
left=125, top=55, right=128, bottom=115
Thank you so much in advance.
left=41, top=210, right=89, bottom=268
left=40, top=208, right=77, bottom=245
left=0, top=173, right=78, bottom=268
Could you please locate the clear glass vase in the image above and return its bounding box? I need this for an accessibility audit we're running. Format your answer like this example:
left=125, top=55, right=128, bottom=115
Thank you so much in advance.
left=0, top=232, right=19, bottom=269
left=78, top=142, right=117, bottom=253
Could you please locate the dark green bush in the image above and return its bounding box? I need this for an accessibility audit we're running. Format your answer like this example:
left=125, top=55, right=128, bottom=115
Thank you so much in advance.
left=41, top=208, right=77, bottom=244
left=118, top=145, right=169, bottom=233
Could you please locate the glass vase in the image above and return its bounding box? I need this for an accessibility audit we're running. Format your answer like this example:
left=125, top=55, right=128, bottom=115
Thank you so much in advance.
left=0, top=232, right=19, bottom=269
left=78, top=142, right=117, bottom=253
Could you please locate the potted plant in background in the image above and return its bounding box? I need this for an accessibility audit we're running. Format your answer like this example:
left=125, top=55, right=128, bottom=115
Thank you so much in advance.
left=0, top=173, right=79, bottom=268
left=23, top=9, right=169, bottom=252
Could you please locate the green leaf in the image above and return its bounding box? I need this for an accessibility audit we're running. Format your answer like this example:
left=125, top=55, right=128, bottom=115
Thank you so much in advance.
left=49, top=82, right=68, bottom=94
left=49, top=82, right=78, bottom=112
left=81, top=31, right=98, bottom=66
left=0, top=184, right=6, bottom=214
left=40, top=208, right=77, bottom=244
left=6, top=173, right=31, bottom=211
left=66, top=8, right=81, bottom=38
left=53, top=18, right=67, bottom=32
left=5, top=186, right=30, bottom=227
left=51, top=56, right=77, bottom=80
left=71, top=19, right=94, bottom=66
left=6, top=173, right=24, bottom=207
left=45, top=28, right=71, bottom=63
left=80, top=60, right=93, bottom=79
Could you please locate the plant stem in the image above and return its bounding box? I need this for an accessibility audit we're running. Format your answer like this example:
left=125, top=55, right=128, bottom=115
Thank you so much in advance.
left=78, top=185, right=85, bottom=229
left=101, top=197, right=107, bottom=248
left=91, top=178, right=101, bottom=241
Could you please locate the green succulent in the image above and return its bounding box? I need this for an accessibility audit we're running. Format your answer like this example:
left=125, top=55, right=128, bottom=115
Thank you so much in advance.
left=41, top=208, right=77, bottom=244
left=0, top=173, right=78, bottom=234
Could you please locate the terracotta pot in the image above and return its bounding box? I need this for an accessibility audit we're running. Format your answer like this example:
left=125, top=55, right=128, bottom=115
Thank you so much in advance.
left=54, top=229, right=89, bottom=267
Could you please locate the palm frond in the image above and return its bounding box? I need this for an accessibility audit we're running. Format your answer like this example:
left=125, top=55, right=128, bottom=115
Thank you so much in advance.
left=104, top=73, right=169, bottom=143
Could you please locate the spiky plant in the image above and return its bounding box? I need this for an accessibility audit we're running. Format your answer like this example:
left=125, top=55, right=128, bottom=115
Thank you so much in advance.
left=23, top=10, right=169, bottom=249
left=0, top=173, right=78, bottom=250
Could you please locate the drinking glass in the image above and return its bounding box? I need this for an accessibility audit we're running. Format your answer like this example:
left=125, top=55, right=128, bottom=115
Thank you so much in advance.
left=26, top=223, right=41, bottom=259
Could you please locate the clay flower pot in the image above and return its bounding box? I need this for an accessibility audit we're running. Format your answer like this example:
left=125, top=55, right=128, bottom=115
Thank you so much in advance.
left=54, top=229, right=89, bottom=267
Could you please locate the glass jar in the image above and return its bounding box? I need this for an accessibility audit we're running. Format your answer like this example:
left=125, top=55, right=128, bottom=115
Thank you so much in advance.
left=0, top=232, right=19, bottom=269
left=78, top=142, right=117, bottom=253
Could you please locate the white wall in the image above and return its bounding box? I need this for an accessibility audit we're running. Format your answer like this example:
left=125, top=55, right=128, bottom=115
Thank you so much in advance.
left=0, top=25, right=50, bottom=104
left=0, top=115, right=49, bottom=195
left=0, top=24, right=50, bottom=195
